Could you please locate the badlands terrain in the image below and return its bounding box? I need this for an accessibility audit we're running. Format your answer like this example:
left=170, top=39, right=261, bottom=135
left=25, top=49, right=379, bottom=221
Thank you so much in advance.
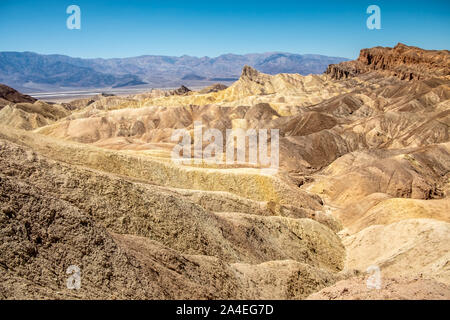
left=0, top=43, right=449, bottom=299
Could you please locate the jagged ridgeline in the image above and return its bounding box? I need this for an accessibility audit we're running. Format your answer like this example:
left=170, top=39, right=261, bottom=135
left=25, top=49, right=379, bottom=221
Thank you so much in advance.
left=0, top=44, right=449, bottom=299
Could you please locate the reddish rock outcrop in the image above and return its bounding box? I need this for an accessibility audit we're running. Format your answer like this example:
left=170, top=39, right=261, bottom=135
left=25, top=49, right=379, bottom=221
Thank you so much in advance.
left=326, top=43, right=450, bottom=80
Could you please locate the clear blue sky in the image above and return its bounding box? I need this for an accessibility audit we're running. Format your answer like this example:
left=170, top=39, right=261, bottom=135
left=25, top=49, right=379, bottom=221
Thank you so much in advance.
left=0, top=0, right=449, bottom=59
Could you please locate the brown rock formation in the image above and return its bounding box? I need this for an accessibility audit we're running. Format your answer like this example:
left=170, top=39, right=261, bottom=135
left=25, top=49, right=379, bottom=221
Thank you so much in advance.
left=326, top=43, right=450, bottom=80
left=199, top=83, right=228, bottom=94
left=172, top=85, right=191, bottom=95
left=0, top=84, right=36, bottom=108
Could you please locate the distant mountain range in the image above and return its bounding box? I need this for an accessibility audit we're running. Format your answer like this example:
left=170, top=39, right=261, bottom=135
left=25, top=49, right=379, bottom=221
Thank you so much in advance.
left=0, top=51, right=348, bottom=92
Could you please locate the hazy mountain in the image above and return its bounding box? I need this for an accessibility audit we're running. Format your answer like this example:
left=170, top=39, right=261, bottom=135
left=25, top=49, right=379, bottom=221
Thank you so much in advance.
left=0, top=52, right=145, bottom=91
left=1, top=44, right=450, bottom=299
left=0, top=51, right=348, bottom=92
